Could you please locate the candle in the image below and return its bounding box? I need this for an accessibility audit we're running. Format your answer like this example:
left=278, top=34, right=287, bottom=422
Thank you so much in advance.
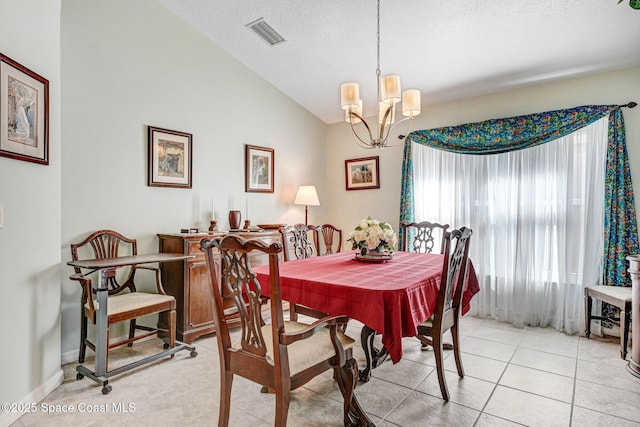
left=211, top=196, right=215, bottom=221
left=246, top=197, right=249, bottom=219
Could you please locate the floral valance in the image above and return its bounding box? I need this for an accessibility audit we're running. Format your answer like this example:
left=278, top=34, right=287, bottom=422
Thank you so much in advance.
left=406, top=105, right=620, bottom=155
left=400, top=104, right=639, bottom=287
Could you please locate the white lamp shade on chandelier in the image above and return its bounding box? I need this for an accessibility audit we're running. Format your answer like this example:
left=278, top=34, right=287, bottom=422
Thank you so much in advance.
left=341, top=81, right=420, bottom=120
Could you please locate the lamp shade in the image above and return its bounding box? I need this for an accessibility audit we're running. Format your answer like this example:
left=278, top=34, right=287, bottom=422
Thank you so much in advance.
left=402, top=89, right=421, bottom=117
left=380, top=74, right=401, bottom=103
left=341, top=83, right=360, bottom=110
left=294, top=185, right=320, bottom=206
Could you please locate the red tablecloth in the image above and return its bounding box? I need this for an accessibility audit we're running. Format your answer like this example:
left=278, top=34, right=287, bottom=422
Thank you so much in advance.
left=253, top=251, right=480, bottom=364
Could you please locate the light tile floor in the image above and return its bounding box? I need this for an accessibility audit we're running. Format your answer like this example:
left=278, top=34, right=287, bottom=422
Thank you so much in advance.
left=12, top=316, right=640, bottom=426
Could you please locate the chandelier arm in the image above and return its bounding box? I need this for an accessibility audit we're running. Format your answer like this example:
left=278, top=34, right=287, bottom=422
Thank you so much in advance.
left=383, top=117, right=413, bottom=145
left=348, top=112, right=376, bottom=148
left=379, top=105, right=392, bottom=143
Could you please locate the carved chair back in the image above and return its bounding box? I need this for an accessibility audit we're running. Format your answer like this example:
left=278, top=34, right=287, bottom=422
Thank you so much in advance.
left=70, top=229, right=137, bottom=296
left=437, top=227, right=473, bottom=322
left=315, top=224, right=343, bottom=255
left=202, top=235, right=281, bottom=365
left=279, top=224, right=320, bottom=261
left=401, top=221, right=450, bottom=254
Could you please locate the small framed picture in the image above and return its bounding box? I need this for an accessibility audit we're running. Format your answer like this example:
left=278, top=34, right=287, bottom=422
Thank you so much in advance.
left=245, top=144, right=274, bottom=193
left=147, top=126, right=192, bottom=188
left=0, top=53, right=49, bottom=165
left=345, top=156, right=380, bottom=191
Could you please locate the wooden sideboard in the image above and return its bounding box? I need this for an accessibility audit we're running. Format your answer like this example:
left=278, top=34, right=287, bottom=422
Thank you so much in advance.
left=157, top=231, right=282, bottom=343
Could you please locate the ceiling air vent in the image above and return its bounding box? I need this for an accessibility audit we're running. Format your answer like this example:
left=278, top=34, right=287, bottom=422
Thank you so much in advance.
left=246, top=18, right=286, bottom=46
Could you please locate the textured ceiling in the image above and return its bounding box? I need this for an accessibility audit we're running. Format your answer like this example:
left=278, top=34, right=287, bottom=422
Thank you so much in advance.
left=157, top=0, right=640, bottom=124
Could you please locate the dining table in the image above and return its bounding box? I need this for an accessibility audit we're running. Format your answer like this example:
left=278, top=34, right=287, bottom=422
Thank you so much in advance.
left=253, top=250, right=480, bottom=381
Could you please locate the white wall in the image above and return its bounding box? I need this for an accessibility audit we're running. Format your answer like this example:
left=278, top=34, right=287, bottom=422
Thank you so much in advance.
left=326, top=66, right=640, bottom=240
left=59, top=0, right=327, bottom=356
left=0, top=0, right=63, bottom=421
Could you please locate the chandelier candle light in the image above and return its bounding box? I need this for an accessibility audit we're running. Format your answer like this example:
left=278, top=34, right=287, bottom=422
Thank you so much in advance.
left=340, top=0, right=421, bottom=149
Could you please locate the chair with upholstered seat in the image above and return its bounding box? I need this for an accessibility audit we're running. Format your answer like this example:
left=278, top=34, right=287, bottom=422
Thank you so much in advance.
left=69, top=230, right=176, bottom=365
left=584, top=285, right=632, bottom=359
left=200, top=235, right=371, bottom=427
left=401, top=221, right=450, bottom=254
left=416, top=227, right=472, bottom=401
left=315, top=223, right=343, bottom=255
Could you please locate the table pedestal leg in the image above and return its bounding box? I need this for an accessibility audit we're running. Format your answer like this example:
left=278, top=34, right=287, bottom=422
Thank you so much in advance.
left=359, top=325, right=389, bottom=382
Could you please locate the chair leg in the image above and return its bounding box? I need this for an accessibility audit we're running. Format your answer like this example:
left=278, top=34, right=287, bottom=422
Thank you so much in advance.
left=621, top=308, right=630, bottom=360
left=433, top=338, right=450, bottom=401
left=218, top=372, right=233, bottom=427
left=584, top=293, right=592, bottom=339
left=451, top=322, right=465, bottom=378
left=335, top=361, right=355, bottom=427
left=79, top=313, right=88, bottom=363
left=290, top=304, right=298, bottom=322
left=274, top=385, right=290, bottom=427
left=128, top=319, right=137, bottom=347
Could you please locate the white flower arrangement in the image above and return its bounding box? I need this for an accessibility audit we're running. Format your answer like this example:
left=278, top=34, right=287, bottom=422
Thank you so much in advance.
left=347, top=217, right=398, bottom=254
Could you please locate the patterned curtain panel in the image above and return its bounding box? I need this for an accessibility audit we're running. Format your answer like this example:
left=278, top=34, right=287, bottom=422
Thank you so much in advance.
left=400, top=105, right=638, bottom=287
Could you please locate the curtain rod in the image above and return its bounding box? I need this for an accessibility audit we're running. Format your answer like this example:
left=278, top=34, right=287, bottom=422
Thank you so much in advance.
left=622, top=102, right=637, bottom=108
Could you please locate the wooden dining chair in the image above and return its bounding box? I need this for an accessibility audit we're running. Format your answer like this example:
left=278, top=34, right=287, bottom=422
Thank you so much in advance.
left=279, top=224, right=324, bottom=321
left=315, top=223, right=343, bottom=255
left=400, top=221, right=450, bottom=254
left=278, top=223, right=320, bottom=261
left=416, top=226, right=472, bottom=401
left=69, top=230, right=176, bottom=365
left=200, top=235, right=372, bottom=427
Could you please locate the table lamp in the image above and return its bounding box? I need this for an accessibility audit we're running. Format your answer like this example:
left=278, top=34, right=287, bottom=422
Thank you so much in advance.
left=294, top=185, right=320, bottom=225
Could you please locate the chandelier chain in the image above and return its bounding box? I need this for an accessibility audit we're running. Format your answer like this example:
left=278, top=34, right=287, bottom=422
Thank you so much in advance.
left=376, top=0, right=380, bottom=76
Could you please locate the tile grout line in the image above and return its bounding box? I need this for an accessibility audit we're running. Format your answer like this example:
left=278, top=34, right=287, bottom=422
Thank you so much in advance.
left=471, top=323, right=524, bottom=425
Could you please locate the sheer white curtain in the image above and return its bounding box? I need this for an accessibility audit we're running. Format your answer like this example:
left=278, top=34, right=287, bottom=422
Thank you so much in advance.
left=412, top=117, right=609, bottom=332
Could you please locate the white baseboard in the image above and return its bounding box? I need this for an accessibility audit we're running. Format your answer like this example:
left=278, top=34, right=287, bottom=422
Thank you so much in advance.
left=0, top=369, right=63, bottom=427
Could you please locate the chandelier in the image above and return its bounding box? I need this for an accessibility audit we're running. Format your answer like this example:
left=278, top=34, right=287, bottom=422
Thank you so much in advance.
left=340, top=0, right=421, bottom=149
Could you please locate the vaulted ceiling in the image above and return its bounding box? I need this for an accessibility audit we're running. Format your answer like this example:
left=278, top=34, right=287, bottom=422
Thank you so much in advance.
left=158, top=0, right=640, bottom=124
